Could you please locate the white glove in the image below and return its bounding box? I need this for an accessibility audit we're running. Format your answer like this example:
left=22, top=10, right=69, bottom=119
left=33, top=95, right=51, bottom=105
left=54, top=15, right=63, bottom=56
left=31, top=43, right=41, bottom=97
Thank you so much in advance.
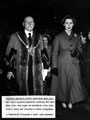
left=7, top=72, right=14, bottom=80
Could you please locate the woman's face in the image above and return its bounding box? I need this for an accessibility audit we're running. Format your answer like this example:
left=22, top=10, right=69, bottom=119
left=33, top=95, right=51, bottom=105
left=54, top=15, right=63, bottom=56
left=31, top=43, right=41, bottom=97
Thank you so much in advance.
left=43, top=37, right=48, bottom=45
left=64, top=18, right=74, bottom=32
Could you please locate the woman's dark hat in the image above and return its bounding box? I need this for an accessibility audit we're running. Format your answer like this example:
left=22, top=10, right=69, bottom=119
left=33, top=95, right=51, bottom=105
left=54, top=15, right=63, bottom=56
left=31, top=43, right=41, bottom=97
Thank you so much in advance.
left=61, top=15, right=76, bottom=25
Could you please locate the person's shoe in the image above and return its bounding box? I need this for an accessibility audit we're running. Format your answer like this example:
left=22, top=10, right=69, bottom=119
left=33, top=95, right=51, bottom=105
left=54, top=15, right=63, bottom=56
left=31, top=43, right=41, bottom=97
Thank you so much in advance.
left=61, top=103, right=67, bottom=108
left=68, top=103, right=73, bottom=109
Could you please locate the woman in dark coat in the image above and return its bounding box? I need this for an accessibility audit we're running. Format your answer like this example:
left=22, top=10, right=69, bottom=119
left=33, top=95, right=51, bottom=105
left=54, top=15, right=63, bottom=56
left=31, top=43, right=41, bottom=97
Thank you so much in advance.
left=41, top=34, right=52, bottom=94
left=50, top=15, right=87, bottom=109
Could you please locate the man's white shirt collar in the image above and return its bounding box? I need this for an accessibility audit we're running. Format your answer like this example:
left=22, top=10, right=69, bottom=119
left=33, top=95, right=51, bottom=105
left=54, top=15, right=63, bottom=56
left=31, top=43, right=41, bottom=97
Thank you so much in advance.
left=25, top=30, right=33, bottom=38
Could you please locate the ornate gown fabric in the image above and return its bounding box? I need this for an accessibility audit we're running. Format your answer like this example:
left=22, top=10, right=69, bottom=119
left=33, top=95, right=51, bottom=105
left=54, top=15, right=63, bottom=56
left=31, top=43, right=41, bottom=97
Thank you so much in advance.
left=50, top=31, right=87, bottom=103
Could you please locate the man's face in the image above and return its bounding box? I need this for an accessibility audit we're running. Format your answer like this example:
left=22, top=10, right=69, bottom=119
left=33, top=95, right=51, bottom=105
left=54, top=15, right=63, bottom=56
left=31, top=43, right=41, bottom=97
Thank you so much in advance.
left=64, top=19, right=74, bottom=32
left=24, top=17, right=35, bottom=31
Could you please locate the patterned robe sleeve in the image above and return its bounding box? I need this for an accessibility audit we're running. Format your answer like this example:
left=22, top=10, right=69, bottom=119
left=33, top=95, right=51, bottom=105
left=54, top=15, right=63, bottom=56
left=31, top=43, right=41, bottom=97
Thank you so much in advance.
left=5, top=34, right=18, bottom=71
left=6, top=34, right=17, bottom=57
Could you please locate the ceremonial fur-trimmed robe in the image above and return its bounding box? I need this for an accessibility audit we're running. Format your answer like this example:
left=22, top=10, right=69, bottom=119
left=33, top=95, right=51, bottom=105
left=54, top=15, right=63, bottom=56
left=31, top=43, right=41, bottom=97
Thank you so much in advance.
left=5, top=30, right=43, bottom=95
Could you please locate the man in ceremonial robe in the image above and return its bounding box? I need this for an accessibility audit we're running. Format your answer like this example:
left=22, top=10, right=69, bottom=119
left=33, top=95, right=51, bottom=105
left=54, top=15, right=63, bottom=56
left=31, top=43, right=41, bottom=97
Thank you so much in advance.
left=5, top=16, right=43, bottom=95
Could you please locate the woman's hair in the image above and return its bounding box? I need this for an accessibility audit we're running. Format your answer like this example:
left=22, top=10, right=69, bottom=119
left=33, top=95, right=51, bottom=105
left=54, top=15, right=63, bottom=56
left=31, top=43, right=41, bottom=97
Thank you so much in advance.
left=61, top=15, right=76, bottom=25
left=43, top=34, right=51, bottom=45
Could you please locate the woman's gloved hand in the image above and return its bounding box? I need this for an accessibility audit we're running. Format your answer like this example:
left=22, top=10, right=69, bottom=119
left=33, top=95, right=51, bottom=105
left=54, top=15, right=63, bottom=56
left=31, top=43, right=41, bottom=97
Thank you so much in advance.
left=51, top=68, right=58, bottom=76
left=71, top=51, right=77, bottom=57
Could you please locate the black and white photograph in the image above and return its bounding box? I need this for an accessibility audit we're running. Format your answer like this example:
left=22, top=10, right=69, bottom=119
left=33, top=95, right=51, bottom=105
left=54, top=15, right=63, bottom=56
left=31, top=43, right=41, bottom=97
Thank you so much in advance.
left=0, top=0, right=90, bottom=119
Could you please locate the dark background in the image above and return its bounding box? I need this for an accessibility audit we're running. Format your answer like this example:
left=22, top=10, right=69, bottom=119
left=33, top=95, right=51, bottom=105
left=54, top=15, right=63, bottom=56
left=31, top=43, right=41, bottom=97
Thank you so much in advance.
left=0, top=0, right=90, bottom=34
left=0, top=0, right=90, bottom=65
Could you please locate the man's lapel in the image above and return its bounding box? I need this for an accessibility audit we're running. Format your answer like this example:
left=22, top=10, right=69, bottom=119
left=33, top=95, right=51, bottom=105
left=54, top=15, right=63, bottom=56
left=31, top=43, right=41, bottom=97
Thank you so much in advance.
left=18, top=31, right=29, bottom=46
